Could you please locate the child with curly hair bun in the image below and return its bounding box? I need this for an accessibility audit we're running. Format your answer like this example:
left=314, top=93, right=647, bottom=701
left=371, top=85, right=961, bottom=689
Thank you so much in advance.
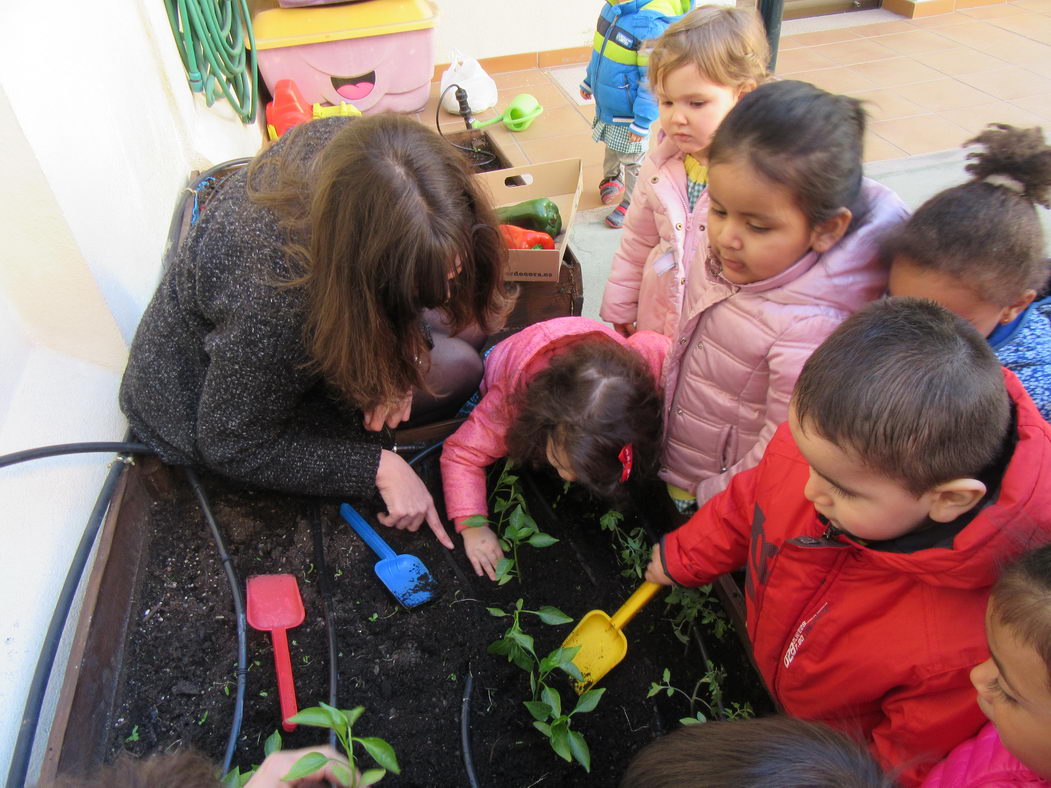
left=887, top=123, right=1051, bottom=420
left=440, top=317, right=670, bottom=580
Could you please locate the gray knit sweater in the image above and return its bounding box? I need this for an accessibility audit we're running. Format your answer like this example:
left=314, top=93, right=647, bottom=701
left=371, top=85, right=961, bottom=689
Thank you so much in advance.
left=120, top=118, right=385, bottom=499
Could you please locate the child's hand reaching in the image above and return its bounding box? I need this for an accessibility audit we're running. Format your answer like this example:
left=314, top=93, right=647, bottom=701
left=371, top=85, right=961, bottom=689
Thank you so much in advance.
left=628, top=131, right=643, bottom=143
left=460, top=522, right=504, bottom=581
left=612, top=322, right=637, bottom=338
left=580, top=87, right=593, bottom=101
left=644, top=543, right=674, bottom=586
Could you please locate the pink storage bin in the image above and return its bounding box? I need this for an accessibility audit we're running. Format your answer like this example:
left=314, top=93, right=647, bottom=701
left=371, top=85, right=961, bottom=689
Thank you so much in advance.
left=252, top=0, right=436, bottom=115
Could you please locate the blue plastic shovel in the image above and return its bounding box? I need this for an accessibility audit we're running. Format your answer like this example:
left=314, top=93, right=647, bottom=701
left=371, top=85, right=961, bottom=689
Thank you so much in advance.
left=339, top=503, right=436, bottom=608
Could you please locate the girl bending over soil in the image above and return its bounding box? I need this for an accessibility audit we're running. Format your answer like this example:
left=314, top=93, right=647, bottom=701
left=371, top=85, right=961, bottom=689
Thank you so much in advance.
left=440, top=317, right=669, bottom=580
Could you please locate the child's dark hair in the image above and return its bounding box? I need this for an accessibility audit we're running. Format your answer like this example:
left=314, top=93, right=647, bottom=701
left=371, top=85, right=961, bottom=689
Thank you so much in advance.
left=990, top=542, right=1051, bottom=691
left=620, top=716, right=896, bottom=788
left=793, top=297, right=1010, bottom=496
left=709, top=80, right=866, bottom=228
left=505, top=339, right=662, bottom=501
left=883, top=124, right=1051, bottom=305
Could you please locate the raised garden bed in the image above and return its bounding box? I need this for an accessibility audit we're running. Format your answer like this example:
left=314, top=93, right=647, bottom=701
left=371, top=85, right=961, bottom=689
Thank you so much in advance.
left=43, top=452, right=771, bottom=787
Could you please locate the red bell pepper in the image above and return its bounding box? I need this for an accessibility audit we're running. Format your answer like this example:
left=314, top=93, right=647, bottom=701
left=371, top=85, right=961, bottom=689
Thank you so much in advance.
left=499, top=224, right=555, bottom=250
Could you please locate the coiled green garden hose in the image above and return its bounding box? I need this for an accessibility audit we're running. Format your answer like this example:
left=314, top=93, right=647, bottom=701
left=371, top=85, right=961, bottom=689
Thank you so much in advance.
left=164, top=0, right=259, bottom=123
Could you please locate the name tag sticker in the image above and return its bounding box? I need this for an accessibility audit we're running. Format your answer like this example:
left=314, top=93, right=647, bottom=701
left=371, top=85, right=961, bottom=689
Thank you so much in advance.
left=652, top=252, right=675, bottom=275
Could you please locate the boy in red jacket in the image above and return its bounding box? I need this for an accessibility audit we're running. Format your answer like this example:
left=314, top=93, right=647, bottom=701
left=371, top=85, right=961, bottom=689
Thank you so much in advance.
left=645, top=298, right=1051, bottom=786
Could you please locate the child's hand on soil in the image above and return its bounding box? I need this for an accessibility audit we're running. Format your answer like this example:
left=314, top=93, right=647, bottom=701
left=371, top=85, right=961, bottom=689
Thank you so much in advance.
left=612, top=322, right=636, bottom=338
left=644, top=543, right=674, bottom=586
left=376, top=449, right=454, bottom=549
left=245, top=745, right=357, bottom=787
left=363, top=391, right=412, bottom=432
left=461, top=523, right=504, bottom=581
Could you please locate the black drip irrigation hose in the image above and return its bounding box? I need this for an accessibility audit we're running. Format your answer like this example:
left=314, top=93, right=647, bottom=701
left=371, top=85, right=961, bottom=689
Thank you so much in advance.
left=183, top=467, right=247, bottom=776
left=406, top=439, right=483, bottom=783
left=519, top=469, right=601, bottom=587
left=0, top=441, right=150, bottom=470
left=3, top=440, right=153, bottom=788
left=460, top=664, right=481, bottom=788
left=688, top=622, right=725, bottom=720
left=406, top=440, right=444, bottom=469
left=310, top=507, right=340, bottom=751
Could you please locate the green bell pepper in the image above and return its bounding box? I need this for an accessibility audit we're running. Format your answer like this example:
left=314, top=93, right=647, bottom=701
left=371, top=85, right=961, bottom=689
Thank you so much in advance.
left=495, top=197, right=563, bottom=237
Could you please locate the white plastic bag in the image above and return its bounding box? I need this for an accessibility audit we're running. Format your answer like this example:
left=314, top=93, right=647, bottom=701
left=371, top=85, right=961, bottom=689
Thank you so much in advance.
left=440, top=50, right=498, bottom=115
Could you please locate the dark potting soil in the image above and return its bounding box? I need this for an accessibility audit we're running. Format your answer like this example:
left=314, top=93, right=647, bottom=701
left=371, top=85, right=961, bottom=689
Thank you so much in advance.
left=106, top=455, right=772, bottom=786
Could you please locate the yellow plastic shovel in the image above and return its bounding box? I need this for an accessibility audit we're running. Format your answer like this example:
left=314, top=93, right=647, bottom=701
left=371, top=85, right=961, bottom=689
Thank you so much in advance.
left=562, top=581, right=663, bottom=694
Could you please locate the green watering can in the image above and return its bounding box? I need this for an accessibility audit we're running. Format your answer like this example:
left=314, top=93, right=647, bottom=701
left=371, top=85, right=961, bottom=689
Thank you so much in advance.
left=470, top=93, right=543, bottom=132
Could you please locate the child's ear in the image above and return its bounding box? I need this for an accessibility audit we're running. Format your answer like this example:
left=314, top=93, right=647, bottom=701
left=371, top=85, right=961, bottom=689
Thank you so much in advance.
left=927, top=478, right=987, bottom=522
left=735, top=80, right=759, bottom=101
left=810, top=208, right=853, bottom=253
left=998, top=288, right=1037, bottom=324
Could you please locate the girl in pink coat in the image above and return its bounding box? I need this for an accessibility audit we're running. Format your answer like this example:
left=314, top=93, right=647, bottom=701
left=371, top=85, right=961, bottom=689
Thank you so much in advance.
left=661, top=80, right=908, bottom=510
left=439, top=317, right=670, bottom=580
left=922, top=543, right=1051, bottom=787
left=600, top=6, right=771, bottom=338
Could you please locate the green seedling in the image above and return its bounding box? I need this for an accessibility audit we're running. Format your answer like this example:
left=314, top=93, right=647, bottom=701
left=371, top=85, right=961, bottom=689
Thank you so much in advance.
left=224, top=705, right=399, bottom=788
left=598, top=509, right=650, bottom=580
left=368, top=613, right=379, bottom=622
left=197, top=711, right=209, bottom=725
left=464, top=460, right=558, bottom=585
left=487, top=600, right=603, bottom=771
left=284, top=703, right=400, bottom=786
left=124, top=725, right=140, bottom=743
left=664, top=585, right=729, bottom=644
left=647, top=666, right=752, bottom=725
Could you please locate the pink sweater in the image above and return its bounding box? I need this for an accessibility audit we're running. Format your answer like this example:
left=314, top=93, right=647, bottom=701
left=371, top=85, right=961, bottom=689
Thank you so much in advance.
left=600, top=133, right=709, bottom=338
left=661, top=179, right=908, bottom=503
left=440, top=317, right=671, bottom=527
left=922, top=722, right=1049, bottom=787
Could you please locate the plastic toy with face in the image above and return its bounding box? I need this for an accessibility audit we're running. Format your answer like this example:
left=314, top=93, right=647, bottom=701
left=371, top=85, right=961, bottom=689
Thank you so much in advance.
left=258, top=28, right=433, bottom=115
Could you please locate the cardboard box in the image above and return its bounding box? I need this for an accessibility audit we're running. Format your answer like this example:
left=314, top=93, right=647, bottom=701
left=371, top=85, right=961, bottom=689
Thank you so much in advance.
left=474, top=158, right=583, bottom=282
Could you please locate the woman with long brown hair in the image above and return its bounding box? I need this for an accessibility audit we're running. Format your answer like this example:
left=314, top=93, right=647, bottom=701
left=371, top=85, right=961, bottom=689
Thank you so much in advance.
left=120, top=114, right=511, bottom=545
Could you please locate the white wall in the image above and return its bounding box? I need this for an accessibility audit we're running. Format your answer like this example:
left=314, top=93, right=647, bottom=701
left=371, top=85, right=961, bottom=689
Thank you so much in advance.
left=433, top=0, right=597, bottom=61
left=0, top=1, right=262, bottom=780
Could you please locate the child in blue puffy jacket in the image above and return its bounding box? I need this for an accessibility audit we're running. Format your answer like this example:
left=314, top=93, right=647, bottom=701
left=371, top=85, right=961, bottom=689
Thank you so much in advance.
left=581, top=0, right=692, bottom=228
left=886, top=123, right=1051, bottom=421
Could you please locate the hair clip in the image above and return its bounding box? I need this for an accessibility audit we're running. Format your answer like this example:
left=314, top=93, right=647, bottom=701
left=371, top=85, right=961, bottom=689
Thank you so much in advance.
left=618, top=444, right=633, bottom=483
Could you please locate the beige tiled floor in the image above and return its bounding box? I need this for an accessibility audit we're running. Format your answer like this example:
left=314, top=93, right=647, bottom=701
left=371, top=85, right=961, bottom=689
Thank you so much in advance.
left=415, top=2, right=1051, bottom=207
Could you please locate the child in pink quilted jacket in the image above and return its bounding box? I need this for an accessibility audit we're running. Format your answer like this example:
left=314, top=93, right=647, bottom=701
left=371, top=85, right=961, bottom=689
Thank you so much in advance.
left=661, top=80, right=907, bottom=511
left=440, top=317, right=670, bottom=580
left=600, top=5, right=770, bottom=338
left=922, top=543, right=1051, bottom=787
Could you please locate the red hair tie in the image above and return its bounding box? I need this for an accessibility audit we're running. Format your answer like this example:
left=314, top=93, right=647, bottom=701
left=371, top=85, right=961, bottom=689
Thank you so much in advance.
left=618, top=444, right=633, bottom=483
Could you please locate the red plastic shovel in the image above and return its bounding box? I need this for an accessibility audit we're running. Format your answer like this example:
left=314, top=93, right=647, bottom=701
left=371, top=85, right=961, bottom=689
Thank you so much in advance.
left=247, top=574, right=305, bottom=732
